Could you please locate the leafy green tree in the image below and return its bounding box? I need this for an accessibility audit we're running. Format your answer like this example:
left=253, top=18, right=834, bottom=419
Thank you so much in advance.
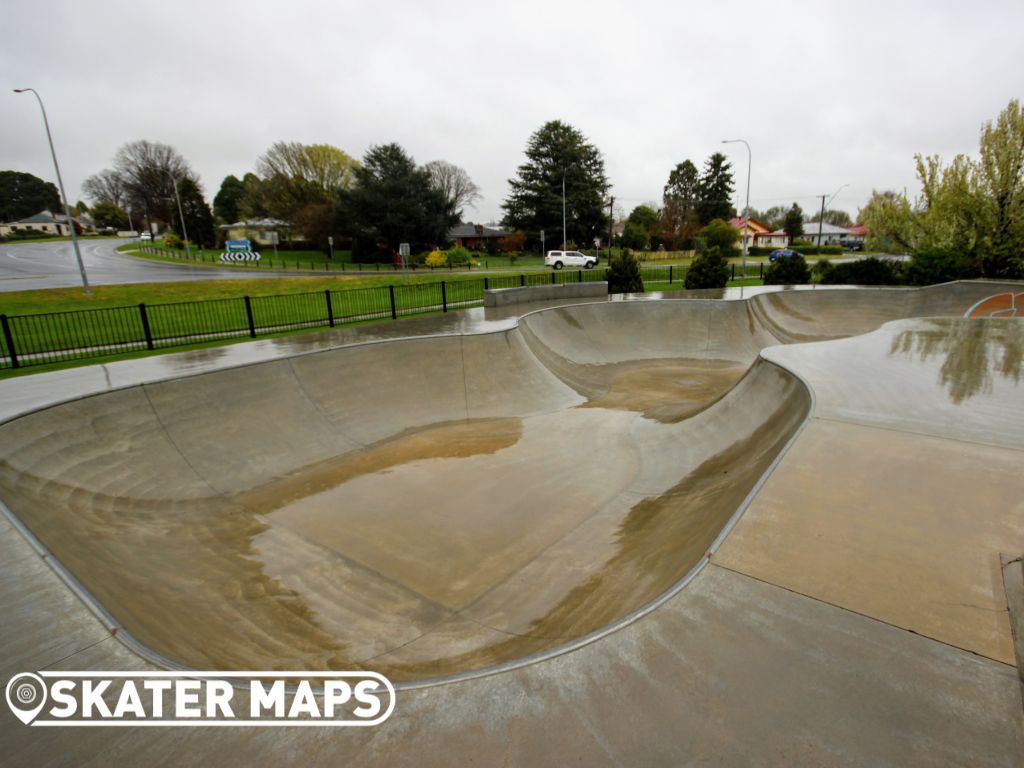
left=90, top=200, right=129, bottom=229
left=607, top=249, right=644, bottom=294
left=0, top=170, right=61, bottom=221
left=695, top=152, right=735, bottom=224
left=620, top=220, right=649, bottom=250
left=336, top=143, right=457, bottom=261
left=684, top=245, right=730, bottom=289
left=254, top=142, right=358, bottom=222
left=75, top=200, right=89, bottom=214
left=239, top=173, right=268, bottom=219
left=502, top=120, right=609, bottom=249
left=807, top=208, right=853, bottom=227
left=783, top=203, right=805, bottom=242
left=905, top=247, right=980, bottom=286
left=627, top=204, right=658, bottom=231
left=859, top=190, right=914, bottom=252
left=213, top=175, right=246, bottom=222
left=763, top=253, right=811, bottom=285
left=977, top=98, right=1024, bottom=277
left=700, top=218, right=740, bottom=256
left=661, top=160, right=700, bottom=248
left=173, top=177, right=215, bottom=247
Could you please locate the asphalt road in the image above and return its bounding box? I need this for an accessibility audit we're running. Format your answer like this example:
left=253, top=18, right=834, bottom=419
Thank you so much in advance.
left=0, top=238, right=297, bottom=293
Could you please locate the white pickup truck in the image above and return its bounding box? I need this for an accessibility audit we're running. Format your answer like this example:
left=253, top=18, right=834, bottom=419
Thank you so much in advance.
left=544, top=250, right=597, bottom=270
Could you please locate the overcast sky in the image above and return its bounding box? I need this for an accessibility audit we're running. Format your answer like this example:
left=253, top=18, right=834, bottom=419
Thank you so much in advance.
left=2, top=0, right=1021, bottom=225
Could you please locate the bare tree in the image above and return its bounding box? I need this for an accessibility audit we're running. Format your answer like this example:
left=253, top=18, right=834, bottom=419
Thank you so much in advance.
left=109, top=140, right=198, bottom=224
left=82, top=169, right=126, bottom=208
left=424, top=160, right=481, bottom=219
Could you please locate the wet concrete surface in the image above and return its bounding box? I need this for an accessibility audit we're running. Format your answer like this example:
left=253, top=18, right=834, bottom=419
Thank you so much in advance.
left=1, top=281, right=1023, bottom=764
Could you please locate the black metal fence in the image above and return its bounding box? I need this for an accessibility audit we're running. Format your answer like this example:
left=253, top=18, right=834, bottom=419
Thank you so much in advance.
left=0, top=268, right=621, bottom=371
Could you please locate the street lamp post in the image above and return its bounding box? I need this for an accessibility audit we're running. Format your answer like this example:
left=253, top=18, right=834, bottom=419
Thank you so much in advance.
left=562, top=170, right=567, bottom=250
left=167, top=173, right=192, bottom=260
left=14, top=88, right=91, bottom=294
left=722, top=139, right=751, bottom=279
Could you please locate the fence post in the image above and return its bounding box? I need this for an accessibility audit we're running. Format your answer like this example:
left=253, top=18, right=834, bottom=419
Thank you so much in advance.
left=551, top=270, right=556, bottom=284
left=138, top=303, right=154, bottom=350
left=441, top=281, right=447, bottom=313
left=325, top=290, right=335, bottom=327
left=243, top=296, right=256, bottom=338
left=731, top=264, right=736, bottom=280
left=669, top=265, right=673, bottom=284
left=520, top=274, right=525, bottom=287
left=759, top=262, right=764, bottom=279
left=483, top=276, right=489, bottom=290
left=578, top=269, right=582, bottom=283
left=389, top=285, right=397, bottom=319
left=0, top=315, right=18, bottom=369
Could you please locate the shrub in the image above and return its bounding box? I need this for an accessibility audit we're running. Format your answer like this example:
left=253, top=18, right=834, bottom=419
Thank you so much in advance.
left=607, top=249, right=644, bottom=294
left=748, top=246, right=774, bottom=256
left=811, top=257, right=832, bottom=278
left=700, top=219, right=740, bottom=257
left=164, top=232, right=184, bottom=249
left=446, top=246, right=472, bottom=265
left=819, top=257, right=903, bottom=285
left=685, top=245, right=730, bottom=289
left=904, top=248, right=980, bottom=286
left=425, top=249, right=447, bottom=267
left=763, top=253, right=811, bottom=285
left=820, top=245, right=843, bottom=256
left=495, top=232, right=525, bottom=253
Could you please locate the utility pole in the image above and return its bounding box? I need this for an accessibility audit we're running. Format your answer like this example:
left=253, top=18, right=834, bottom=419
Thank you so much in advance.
left=562, top=170, right=567, bottom=250
left=817, top=194, right=827, bottom=250
left=608, top=196, right=615, bottom=265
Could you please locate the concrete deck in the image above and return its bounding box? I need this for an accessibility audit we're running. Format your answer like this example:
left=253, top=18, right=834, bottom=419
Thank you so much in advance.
left=1, top=281, right=1022, bottom=765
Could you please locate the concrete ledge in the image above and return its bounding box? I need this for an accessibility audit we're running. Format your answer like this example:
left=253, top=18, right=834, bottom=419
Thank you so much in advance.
left=483, top=281, right=608, bottom=307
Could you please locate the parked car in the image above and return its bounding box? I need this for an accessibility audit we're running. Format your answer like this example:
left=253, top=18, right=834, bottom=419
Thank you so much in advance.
left=545, top=250, right=597, bottom=270
left=769, top=248, right=800, bottom=262
left=839, top=238, right=864, bottom=252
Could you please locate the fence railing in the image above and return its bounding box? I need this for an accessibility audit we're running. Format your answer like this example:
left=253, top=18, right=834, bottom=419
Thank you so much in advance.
left=1, top=268, right=620, bottom=371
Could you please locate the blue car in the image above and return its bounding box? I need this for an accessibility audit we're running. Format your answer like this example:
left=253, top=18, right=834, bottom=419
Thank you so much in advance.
left=769, top=248, right=800, bottom=262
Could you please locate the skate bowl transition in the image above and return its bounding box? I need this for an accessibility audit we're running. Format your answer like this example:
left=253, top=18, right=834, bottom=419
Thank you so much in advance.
left=0, top=281, right=1019, bottom=684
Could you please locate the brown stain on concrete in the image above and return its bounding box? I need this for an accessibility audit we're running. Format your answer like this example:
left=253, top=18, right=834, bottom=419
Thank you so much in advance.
left=579, top=359, right=748, bottom=422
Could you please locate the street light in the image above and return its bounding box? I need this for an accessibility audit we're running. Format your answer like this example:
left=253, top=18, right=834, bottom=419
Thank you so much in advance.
left=562, top=170, right=567, bottom=250
left=722, top=139, right=751, bottom=279
left=167, top=172, right=192, bottom=260
left=14, top=88, right=91, bottom=294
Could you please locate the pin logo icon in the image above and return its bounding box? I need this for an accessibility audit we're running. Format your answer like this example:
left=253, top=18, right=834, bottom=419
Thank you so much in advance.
left=5, top=673, right=47, bottom=725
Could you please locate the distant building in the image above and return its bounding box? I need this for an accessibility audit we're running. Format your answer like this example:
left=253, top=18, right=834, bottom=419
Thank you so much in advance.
left=448, top=223, right=510, bottom=249
left=793, top=221, right=853, bottom=246
left=728, top=217, right=789, bottom=248
left=0, top=210, right=79, bottom=237
left=846, top=223, right=868, bottom=243
left=218, top=219, right=296, bottom=246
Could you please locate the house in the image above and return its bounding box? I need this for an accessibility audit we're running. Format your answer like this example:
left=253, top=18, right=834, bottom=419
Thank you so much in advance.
left=846, top=223, right=868, bottom=243
left=795, top=221, right=853, bottom=246
left=728, top=217, right=773, bottom=250
left=0, top=210, right=77, bottom=237
left=218, top=219, right=296, bottom=246
left=447, top=223, right=510, bottom=249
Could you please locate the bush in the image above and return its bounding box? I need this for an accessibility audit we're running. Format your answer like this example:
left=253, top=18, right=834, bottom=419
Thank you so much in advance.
left=904, top=248, right=980, bottom=286
left=425, top=249, right=447, bottom=267
left=811, top=257, right=832, bottom=278
left=763, top=253, right=811, bottom=285
left=700, top=219, right=740, bottom=257
left=607, top=249, right=644, bottom=294
left=820, top=244, right=843, bottom=256
left=164, top=232, right=184, bottom=249
left=685, top=245, right=730, bottom=289
left=446, top=246, right=472, bottom=265
left=819, top=257, right=903, bottom=285
left=748, top=246, right=774, bottom=256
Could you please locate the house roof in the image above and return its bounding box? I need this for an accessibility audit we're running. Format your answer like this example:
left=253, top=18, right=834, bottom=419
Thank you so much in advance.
left=803, top=221, right=853, bottom=235
left=728, top=216, right=771, bottom=234
left=17, top=211, right=58, bottom=224
left=847, top=223, right=869, bottom=236
left=448, top=223, right=509, bottom=239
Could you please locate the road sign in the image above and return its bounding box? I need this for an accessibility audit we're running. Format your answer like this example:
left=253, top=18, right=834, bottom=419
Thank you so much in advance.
left=225, top=239, right=251, bottom=253
left=399, top=243, right=410, bottom=257
left=328, top=236, right=334, bottom=246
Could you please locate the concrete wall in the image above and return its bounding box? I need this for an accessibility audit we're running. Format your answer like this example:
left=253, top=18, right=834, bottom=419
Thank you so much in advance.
left=483, top=281, right=608, bottom=307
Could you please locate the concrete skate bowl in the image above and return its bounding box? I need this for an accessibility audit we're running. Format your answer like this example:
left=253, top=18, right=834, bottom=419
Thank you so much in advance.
left=0, top=281, right=1011, bottom=684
